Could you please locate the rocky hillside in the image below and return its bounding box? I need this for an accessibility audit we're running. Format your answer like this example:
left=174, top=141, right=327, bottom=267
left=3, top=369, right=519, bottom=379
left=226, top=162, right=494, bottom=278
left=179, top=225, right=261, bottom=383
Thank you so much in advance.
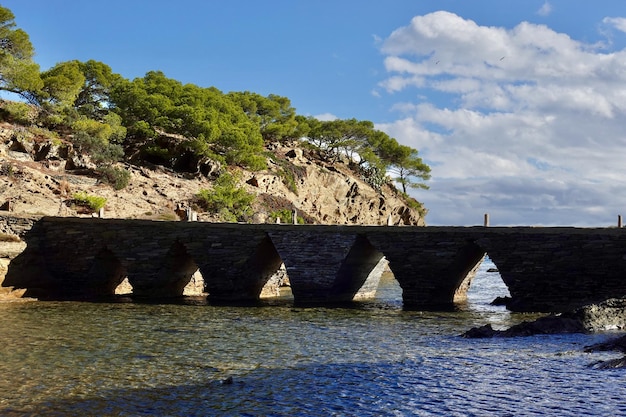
left=0, top=122, right=425, bottom=226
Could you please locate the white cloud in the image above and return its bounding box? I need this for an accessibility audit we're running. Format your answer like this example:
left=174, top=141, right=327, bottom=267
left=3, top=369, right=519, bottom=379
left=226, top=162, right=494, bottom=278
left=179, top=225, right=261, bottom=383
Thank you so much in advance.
left=312, top=113, right=338, bottom=121
left=604, top=17, right=626, bottom=34
left=537, top=2, right=553, bottom=17
left=377, top=11, right=626, bottom=226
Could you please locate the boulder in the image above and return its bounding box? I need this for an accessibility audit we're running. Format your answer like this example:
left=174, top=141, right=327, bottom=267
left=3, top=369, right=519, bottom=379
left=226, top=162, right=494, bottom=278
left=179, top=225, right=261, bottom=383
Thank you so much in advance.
left=463, top=298, right=626, bottom=338
left=462, top=316, right=586, bottom=338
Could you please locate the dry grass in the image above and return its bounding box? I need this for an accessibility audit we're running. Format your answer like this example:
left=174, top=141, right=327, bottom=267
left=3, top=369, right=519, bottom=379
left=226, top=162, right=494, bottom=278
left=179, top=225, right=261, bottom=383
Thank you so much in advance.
left=58, top=180, right=71, bottom=197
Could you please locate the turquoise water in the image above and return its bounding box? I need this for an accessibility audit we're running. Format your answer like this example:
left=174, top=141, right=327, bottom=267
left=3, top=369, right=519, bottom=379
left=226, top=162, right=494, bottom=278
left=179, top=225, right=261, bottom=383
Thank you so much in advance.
left=0, top=260, right=625, bottom=416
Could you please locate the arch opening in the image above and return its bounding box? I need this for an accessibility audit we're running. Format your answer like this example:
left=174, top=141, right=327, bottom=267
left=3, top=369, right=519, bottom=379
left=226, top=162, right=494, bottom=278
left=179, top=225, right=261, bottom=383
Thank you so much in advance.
left=259, top=263, right=294, bottom=300
left=202, top=233, right=283, bottom=302
left=465, top=255, right=511, bottom=310
left=114, top=277, right=133, bottom=296
left=446, top=241, right=488, bottom=304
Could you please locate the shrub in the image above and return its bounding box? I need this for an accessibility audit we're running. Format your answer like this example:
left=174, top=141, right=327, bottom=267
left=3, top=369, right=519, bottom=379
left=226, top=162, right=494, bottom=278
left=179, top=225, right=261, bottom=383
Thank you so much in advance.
left=1, top=162, right=15, bottom=178
left=401, top=192, right=428, bottom=217
left=97, top=166, right=131, bottom=190
left=267, top=154, right=306, bottom=195
left=72, top=131, right=124, bottom=165
left=0, top=101, right=37, bottom=125
left=72, top=191, right=107, bottom=212
left=195, top=172, right=255, bottom=222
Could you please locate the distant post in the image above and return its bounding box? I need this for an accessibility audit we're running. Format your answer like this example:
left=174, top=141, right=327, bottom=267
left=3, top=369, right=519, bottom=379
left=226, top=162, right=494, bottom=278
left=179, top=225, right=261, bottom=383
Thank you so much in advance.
left=619, top=215, right=623, bottom=228
left=484, top=213, right=489, bottom=227
left=186, top=207, right=197, bottom=222
left=292, top=209, right=297, bottom=225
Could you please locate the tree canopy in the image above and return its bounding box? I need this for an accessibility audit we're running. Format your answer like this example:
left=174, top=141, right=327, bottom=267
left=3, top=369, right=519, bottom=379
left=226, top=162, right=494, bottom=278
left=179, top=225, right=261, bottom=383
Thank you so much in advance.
left=0, top=7, right=42, bottom=102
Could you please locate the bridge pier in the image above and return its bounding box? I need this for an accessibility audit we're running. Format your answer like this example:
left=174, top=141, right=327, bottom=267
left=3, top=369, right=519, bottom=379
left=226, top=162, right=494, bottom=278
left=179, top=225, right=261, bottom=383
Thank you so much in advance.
left=268, top=229, right=385, bottom=304
left=188, top=233, right=283, bottom=302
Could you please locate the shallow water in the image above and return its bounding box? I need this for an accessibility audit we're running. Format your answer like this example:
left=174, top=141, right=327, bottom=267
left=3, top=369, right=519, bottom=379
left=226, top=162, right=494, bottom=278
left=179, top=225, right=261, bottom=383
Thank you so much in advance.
left=0, top=259, right=625, bottom=416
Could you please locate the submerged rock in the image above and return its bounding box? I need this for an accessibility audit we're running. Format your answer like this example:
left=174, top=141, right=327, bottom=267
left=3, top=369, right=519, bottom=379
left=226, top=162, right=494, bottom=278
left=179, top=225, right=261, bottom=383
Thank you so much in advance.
left=584, top=334, right=626, bottom=353
left=588, top=357, right=626, bottom=369
left=462, top=316, right=586, bottom=338
left=584, top=333, right=626, bottom=369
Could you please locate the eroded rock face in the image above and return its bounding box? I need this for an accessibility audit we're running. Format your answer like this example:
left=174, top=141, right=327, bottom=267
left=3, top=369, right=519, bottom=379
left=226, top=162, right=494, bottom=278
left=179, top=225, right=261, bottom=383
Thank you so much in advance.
left=248, top=145, right=425, bottom=226
left=0, top=130, right=425, bottom=226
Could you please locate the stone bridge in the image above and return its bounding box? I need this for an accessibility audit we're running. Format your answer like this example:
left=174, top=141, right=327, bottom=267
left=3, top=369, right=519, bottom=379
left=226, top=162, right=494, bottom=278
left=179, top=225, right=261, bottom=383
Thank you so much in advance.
left=3, top=216, right=626, bottom=312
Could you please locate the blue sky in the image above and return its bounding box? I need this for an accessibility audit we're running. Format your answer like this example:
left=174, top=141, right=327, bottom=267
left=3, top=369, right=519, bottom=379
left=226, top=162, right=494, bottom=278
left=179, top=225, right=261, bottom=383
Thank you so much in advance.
left=3, top=1, right=626, bottom=226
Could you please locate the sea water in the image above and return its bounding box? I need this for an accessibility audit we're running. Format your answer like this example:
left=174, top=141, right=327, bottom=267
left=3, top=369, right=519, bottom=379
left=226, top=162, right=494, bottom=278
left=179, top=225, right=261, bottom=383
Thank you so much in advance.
left=0, top=258, right=625, bottom=416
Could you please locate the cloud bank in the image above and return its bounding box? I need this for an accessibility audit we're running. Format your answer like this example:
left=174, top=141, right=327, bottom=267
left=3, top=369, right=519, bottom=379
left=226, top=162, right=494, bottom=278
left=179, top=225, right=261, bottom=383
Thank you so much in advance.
left=376, top=11, right=626, bottom=226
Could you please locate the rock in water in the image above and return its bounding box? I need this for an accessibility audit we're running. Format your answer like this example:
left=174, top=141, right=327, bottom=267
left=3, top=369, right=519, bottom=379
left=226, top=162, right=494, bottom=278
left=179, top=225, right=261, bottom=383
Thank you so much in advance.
left=463, top=298, right=626, bottom=338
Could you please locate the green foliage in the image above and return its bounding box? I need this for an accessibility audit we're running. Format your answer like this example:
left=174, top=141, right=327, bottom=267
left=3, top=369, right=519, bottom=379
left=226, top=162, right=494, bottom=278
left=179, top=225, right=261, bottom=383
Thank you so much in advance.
left=266, top=152, right=307, bottom=195
left=96, top=165, right=130, bottom=190
left=142, top=145, right=172, bottom=163
left=401, top=192, right=428, bottom=217
left=195, top=172, right=255, bottom=222
left=127, top=120, right=155, bottom=140
left=71, top=131, right=124, bottom=166
left=72, top=118, right=114, bottom=143
left=0, top=6, right=43, bottom=102
left=302, top=116, right=431, bottom=193
left=109, top=71, right=266, bottom=170
left=72, top=191, right=106, bottom=212
left=74, top=60, right=122, bottom=119
left=268, top=208, right=305, bottom=224
left=0, top=161, right=15, bottom=178
left=382, top=144, right=431, bottom=193
left=227, top=91, right=301, bottom=143
left=0, top=100, right=35, bottom=124
left=39, top=60, right=85, bottom=106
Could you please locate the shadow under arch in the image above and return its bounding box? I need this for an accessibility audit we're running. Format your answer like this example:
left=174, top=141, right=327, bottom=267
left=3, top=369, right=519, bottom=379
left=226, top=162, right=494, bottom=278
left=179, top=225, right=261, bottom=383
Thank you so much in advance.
left=131, top=240, right=200, bottom=298
left=331, top=234, right=386, bottom=302
left=85, top=247, right=128, bottom=298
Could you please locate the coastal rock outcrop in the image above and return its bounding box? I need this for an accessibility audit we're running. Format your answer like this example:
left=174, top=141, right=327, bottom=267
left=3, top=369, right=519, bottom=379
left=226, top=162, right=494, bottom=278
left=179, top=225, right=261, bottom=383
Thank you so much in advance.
left=0, top=123, right=424, bottom=226
left=463, top=298, right=626, bottom=338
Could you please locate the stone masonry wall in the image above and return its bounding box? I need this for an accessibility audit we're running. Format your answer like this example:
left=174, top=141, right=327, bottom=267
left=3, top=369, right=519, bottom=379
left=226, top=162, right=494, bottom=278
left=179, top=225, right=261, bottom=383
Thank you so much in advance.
left=3, top=215, right=626, bottom=312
